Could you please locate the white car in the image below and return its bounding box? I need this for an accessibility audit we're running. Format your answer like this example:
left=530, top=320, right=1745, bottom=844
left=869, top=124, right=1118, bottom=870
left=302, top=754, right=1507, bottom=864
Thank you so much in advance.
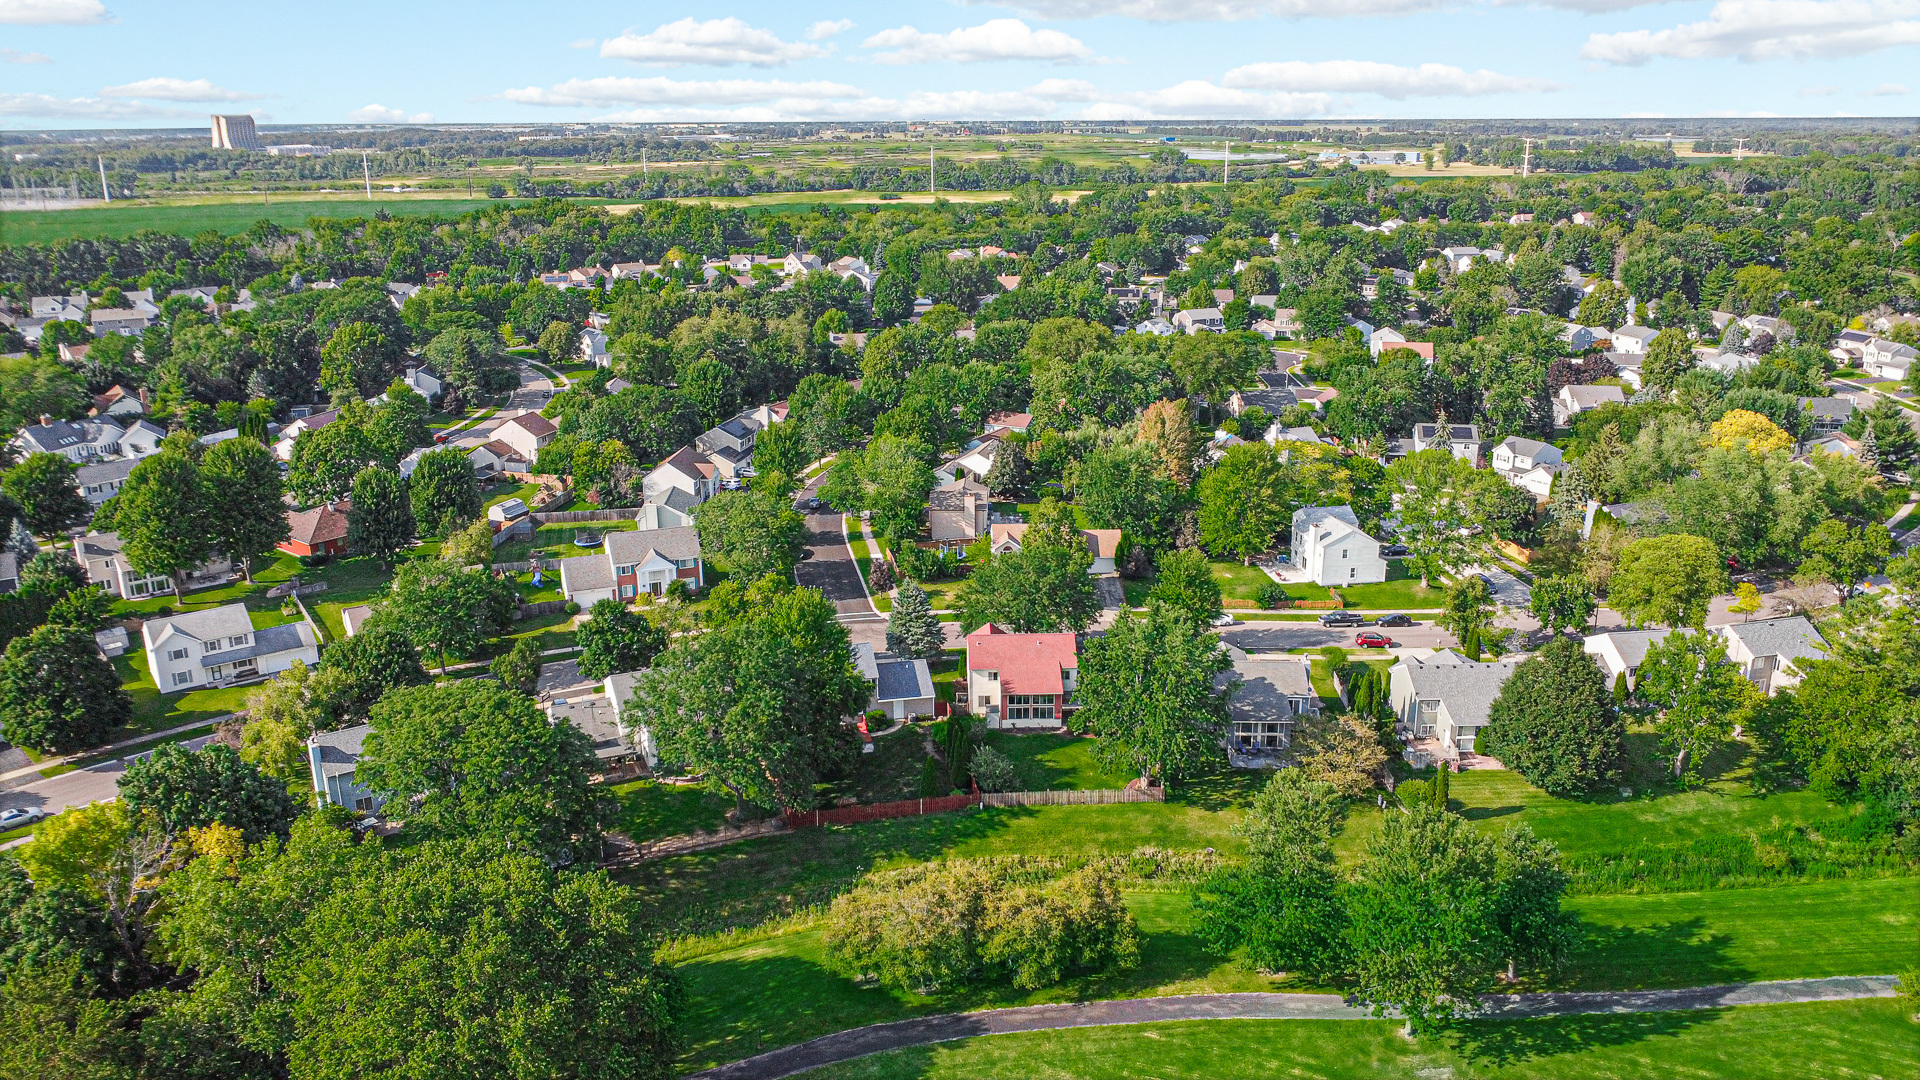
left=0, top=807, right=45, bottom=830
left=1211, top=612, right=1238, bottom=627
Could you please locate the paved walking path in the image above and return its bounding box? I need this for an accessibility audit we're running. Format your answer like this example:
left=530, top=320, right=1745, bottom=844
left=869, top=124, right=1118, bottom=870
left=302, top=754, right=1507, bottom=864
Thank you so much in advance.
left=686, top=976, right=1898, bottom=1080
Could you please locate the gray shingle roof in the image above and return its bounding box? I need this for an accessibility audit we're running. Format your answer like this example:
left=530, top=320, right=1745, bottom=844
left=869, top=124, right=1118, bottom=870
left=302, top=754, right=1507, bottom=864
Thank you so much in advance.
left=76, top=457, right=138, bottom=486
left=1225, top=656, right=1314, bottom=725
left=1401, top=655, right=1524, bottom=730
left=559, top=553, right=614, bottom=592
left=1590, top=628, right=1673, bottom=671
left=309, top=724, right=370, bottom=780
left=874, top=657, right=933, bottom=703
left=198, top=621, right=313, bottom=667
left=1720, top=616, right=1826, bottom=668
left=605, top=525, right=701, bottom=564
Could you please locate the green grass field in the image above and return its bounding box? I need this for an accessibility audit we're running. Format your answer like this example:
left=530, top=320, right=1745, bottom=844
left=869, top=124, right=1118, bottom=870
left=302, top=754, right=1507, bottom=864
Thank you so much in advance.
left=787, top=999, right=1920, bottom=1080
left=112, top=651, right=254, bottom=739
left=671, top=879, right=1919, bottom=1072
left=1336, top=569, right=1447, bottom=610
left=0, top=197, right=516, bottom=244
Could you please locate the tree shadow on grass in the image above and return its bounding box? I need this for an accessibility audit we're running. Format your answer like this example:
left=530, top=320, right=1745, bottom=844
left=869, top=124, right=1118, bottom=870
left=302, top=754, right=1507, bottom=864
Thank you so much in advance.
left=1457, top=804, right=1524, bottom=822
left=1558, top=914, right=1754, bottom=992
left=1446, top=1006, right=1731, bottom=1069
left=1169, top=769, right=1264, bottom=812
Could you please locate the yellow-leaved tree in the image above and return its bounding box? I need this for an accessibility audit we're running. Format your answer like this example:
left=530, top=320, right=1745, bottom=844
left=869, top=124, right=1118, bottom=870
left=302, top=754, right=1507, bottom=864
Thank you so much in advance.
left=1706, top=409, right=1793, bottom=456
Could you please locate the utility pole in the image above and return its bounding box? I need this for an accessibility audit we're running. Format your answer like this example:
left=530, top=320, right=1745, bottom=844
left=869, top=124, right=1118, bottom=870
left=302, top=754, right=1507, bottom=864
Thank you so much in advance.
left=1521, top=138, right=1533, bottom=178
left=642, top=146, right=648, bottom=175
left=1733, top=138, right=1747, bottom=160
left=97, top=156, right=110, bottom=203
left=362, top=150, right=373, bottom=200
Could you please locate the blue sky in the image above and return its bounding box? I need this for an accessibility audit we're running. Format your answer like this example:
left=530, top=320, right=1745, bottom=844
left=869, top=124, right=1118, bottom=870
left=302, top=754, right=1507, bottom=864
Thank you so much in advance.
left=3, top=0, right=1919, bottom=127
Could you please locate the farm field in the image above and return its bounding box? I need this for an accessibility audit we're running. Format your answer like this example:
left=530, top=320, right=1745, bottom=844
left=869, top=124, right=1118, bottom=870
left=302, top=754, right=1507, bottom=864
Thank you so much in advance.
left=0, top=196, right=514, bottom=244
left=785, top=998, right=1918, bottom=1080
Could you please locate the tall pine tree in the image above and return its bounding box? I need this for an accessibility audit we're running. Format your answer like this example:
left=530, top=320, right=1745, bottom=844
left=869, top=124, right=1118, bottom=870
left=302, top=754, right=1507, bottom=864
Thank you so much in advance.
left=346, top=466, right=416, bottom=567
left=886, top=581, right=945, bottom=660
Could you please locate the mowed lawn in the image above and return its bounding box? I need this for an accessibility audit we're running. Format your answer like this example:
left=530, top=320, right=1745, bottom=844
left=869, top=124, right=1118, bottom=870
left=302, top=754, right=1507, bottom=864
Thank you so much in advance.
left=787, top=999, right=1920, bottom=1080
left=670, top=879, right=1920, bottom=1073
left=1332, top=770, right=1857, bottom=862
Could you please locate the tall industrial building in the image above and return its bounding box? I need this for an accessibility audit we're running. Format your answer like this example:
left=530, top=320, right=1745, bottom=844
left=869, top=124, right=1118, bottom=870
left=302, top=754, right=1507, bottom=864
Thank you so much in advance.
left=210, top=115, right=261, bottom=151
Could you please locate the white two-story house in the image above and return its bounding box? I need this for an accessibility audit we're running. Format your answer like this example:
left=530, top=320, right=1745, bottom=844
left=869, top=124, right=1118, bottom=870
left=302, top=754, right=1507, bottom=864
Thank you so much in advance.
left=78, top=531, right=232, bottom=598
left=558, top=526, right=705, bottom=606
left=1388, top=651, right=1524, bottom=762
left=1290, top=505, right=1387, bottom=586
left=142, top=603, right=318, bottom=693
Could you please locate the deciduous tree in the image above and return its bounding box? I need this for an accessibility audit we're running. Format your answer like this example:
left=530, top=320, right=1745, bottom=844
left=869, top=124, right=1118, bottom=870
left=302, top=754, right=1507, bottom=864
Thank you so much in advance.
left=1479, top=636, right=1625, bottom=795
left=1, top=454, right=89, bottom=538
left=1637, top=628, right=1758, bottom=782
left=201, top=436, right=288, bottom=580
left=576, top=599, right=668, bottom=681
left=406, top=448, right=481, bottom=536
left=1608, top=534, right=1729, bottom=628
left=1197, top=441, right=1293, bottom=562
left=1146, top=547, right=1223, bottom=632
left=382, top=561, right=515, bottom=673
left=119, top=744, right=298, bottom=846
left=693, top=486, right=806, bottom=582
left=345, top=465, right=415, bottom=566
left=0, top=624, right=129, bottom=754
left=1071, top=603, right=1232, bottom=782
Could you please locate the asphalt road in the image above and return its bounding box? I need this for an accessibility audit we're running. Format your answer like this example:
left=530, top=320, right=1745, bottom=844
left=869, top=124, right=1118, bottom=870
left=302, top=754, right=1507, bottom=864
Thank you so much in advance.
left=1219, top=618, right=1458, bottom=653
left=792, top=509, right=873, bottom=618
left=0, top=734, right=217, bottom=831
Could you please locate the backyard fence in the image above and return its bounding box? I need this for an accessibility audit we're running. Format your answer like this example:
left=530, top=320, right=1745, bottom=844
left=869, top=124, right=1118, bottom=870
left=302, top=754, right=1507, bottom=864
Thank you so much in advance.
left=979, top=786, right=1164, bottom=808
left=1224, top=597, right=1342, bottom=611
left=533, top=507, right=644, bottom=524
left=493, top=558, right=564, bottom=573
left=515, top=600, right=570, bottom=621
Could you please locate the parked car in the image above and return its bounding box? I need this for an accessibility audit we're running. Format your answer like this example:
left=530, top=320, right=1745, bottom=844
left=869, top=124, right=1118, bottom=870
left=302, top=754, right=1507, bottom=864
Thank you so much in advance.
left=1355, top=631, right=1395, bottom=648
left=1318, top=610, right=1365, bottom=627
left=806, top=497, right=823, bottom=511
left=1376, top=613, right=1415, bottom=627
left=1211, top=612, right=1237, bottom=627
left=0, top=807, right=45, bottom=830
left=1381, top=544, right=1410, bottom=557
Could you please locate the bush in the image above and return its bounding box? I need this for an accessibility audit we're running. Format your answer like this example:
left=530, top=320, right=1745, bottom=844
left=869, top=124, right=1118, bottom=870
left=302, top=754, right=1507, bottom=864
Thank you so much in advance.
left=823, top=859, right=1140, bottom=992
left=664, top=579, right=691, bottom=603
left=971, top=745, right=1019, bottom=792
left=1255, top=581, right=1289, bottom=609
left=563, top=601, right=580, bottom=615
left=867, top=559, right=897, bottom=594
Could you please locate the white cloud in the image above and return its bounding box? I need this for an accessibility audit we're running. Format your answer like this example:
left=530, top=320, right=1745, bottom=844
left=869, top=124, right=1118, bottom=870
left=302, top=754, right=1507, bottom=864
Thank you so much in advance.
left=0, top=0, right=107, bottom=25
left=1222, top=59, right=1556, bottom=97
left=1798, top=83, right=1840, bottom=96
left=567, top=37, right=596, bottom=49
left=863, top=18, right=1097, bottom=64
left=0, top=92, right=178, bottom=118
left=599, top=17, right=828, bottom=66
left=0, top=48, right=51, bottom=63
left=966, top=0, right=1451, bottom=20
left=503, top=76, right=865, bottom=108
left=349, top=104, right=434, bottom=123
left=1869, top=81, right=1910, bottom=94
left=807, top=18, right=854, bottom=39
left=1582, top=0, right=1920, bottom=64
left=99, top=76, right=257, bottom=102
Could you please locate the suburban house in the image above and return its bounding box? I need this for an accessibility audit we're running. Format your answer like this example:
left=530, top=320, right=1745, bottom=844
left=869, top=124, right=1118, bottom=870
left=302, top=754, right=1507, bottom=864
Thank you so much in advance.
left=694, top=414, right=760, bottom=484
left=1388, top=651, right=1524, bottom=762
left=603, top=671, right=660, bottom=768
left=1135, top=317, right=1177, bottom=336
left=1739, top=314, right=1795, bottom=344
left=984, top=411, right=1032, bottom=437
left=1411, top=423, right=1483, bottom=464
left=78, top=531, right=231, bottom=598
left=1799, top=396, right=1855, bottom=436
left=1698, top=348, right=1760, bottom=376
left=1558, top=324, right=1603, bottom=352
left=1555, top=383, right=1626, bottom=424
left=925, top=477, right=991, bottom=550
left=940, top=437, right=1004, bottom=485
left=397, top=365, right=443, bottom=403
left=1221, top=646, right=1316, bottom=761
left=1611, top=325, right=1657, bottom=354
left=1491, top=436, right=1565, bottom=497
left=1171, top=308, right=1225, bottom=333
left=1439, top=246, right=1483, bottom=273
left=1832, top=329, right=1874, bottom=361
left=964, top=624, right=1079, bottom=729
left=89, top=385, right=147, bottom=421
left=558, top=526, right=704, bottom=605
left=1804, top=433, right=1864, bottom=459
left=466, top=440, right=530, bottom=478
left=1582, top=628, right=1674, bottom=691
left=308, top=724, right=384, bottom=812
left=280, top=502, right=350, bottom=557
left=1227, top=386, right=1297, bottom=417
left=852, top=642, right=936, bottom=721
left=75, top=457, right=138, bottom=505
left=90, top=307, right=153, bottom=336
left=579, top=328, right=611, bottom=367
left=1862, top=338, right=1919, bottom=381
left=491, top=413, right=557, bottom=460
left=1289, top=505, right=1387, bottom=586
left=272, top=410, right=338, bottom=461
left=1606, top=352, right=1646, bottom=390
left=642, top=445, right=716, bottom=507
left=988, top=523, right=1122, bottom=575
left=1370, top=327, right=1407, bottom=357
left=1715, top=616, right=1826, bottom=695
left=142, top=603, right=319, bottom=693
left=9, top=417, right=141, bottom=463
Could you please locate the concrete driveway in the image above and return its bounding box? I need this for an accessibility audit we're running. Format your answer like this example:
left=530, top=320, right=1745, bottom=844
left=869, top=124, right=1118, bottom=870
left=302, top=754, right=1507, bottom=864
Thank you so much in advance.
left=1466, top=565, right=1532, bottom=608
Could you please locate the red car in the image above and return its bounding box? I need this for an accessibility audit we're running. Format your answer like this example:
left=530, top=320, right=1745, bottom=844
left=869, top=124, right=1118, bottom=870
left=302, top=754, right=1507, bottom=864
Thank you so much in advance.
left=1354, top=631, right=1395, bottom=649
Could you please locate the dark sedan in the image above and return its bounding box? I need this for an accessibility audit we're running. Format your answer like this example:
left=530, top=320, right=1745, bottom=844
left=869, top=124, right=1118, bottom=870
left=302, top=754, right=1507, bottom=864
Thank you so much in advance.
left=1376, top=613, right=1416, bottom=627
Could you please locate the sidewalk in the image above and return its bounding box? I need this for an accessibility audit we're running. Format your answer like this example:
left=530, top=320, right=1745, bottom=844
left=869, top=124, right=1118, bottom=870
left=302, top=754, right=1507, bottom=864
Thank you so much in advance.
left=0, top=714, right=235, bottom=784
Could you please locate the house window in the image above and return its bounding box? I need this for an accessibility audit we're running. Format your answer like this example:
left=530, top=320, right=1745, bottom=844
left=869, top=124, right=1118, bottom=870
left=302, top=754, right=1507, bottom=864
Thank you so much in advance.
left=171, top=671, right=193, bottom=687
left=1341, top=548, right=1348, bottom=560
left=1349, top=567, right=1358, bottom=580
left=620, top=584, right=635, bottom=598
left=984, top=670, right=999, bottom=682
left=229, top=635, right=247, bottom=648
left=168, top=647, right=189, bottom=661
left=353, top=796, right=376, bottom=812
left=204, top=640, right=221, bottom=654
left=617, top=565, right=635, bottom=576
left=209, top=665, right=225, bottom=681
left=233, top=658, right=257, bottom=672
left=1006, top=694, right=1055, bottom=720
left=1416, top=699, right=1439, bottom=736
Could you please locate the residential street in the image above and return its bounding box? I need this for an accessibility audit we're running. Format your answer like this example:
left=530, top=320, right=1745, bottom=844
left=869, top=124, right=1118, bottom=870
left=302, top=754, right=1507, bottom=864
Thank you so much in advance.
left=0, top=735, right=217, bottom=842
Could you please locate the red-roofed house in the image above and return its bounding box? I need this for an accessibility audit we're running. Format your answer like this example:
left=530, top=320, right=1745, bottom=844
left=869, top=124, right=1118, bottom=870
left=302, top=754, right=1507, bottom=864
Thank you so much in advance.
left=280, top=501, right=350, bottom=557
left=964, top=624, right=1079, bottom=729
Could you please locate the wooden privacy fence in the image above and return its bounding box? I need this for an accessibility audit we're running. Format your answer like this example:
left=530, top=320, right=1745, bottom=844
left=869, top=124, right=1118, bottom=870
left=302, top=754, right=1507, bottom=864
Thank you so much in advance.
left=782, top=786, right=1161, bottom=829
left=515, top=600, right=571, bottom=621
left=493, top=557, right=564, bottom=573
left=533, top=507, right=644, bottom=524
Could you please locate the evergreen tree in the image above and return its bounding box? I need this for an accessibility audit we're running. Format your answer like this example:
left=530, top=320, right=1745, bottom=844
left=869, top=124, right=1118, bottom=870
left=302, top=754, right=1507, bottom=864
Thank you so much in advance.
left=886, top=582, right=945, bottom=660
left=982, top=440, right=1027, bottom=497
left=346, top=466, right=416, bottom=566
left=1613, top=669, right=1629, bottom=705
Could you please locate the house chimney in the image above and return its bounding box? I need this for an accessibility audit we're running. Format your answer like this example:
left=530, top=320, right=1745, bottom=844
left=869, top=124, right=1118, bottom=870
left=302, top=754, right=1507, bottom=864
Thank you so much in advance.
left=39, top=415, right=51, bottom=427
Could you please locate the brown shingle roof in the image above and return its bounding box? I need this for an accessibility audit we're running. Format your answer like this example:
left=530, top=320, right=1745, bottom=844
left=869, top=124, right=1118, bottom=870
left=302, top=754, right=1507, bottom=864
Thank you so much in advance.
left=286, top=501, right=349, bottom=547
